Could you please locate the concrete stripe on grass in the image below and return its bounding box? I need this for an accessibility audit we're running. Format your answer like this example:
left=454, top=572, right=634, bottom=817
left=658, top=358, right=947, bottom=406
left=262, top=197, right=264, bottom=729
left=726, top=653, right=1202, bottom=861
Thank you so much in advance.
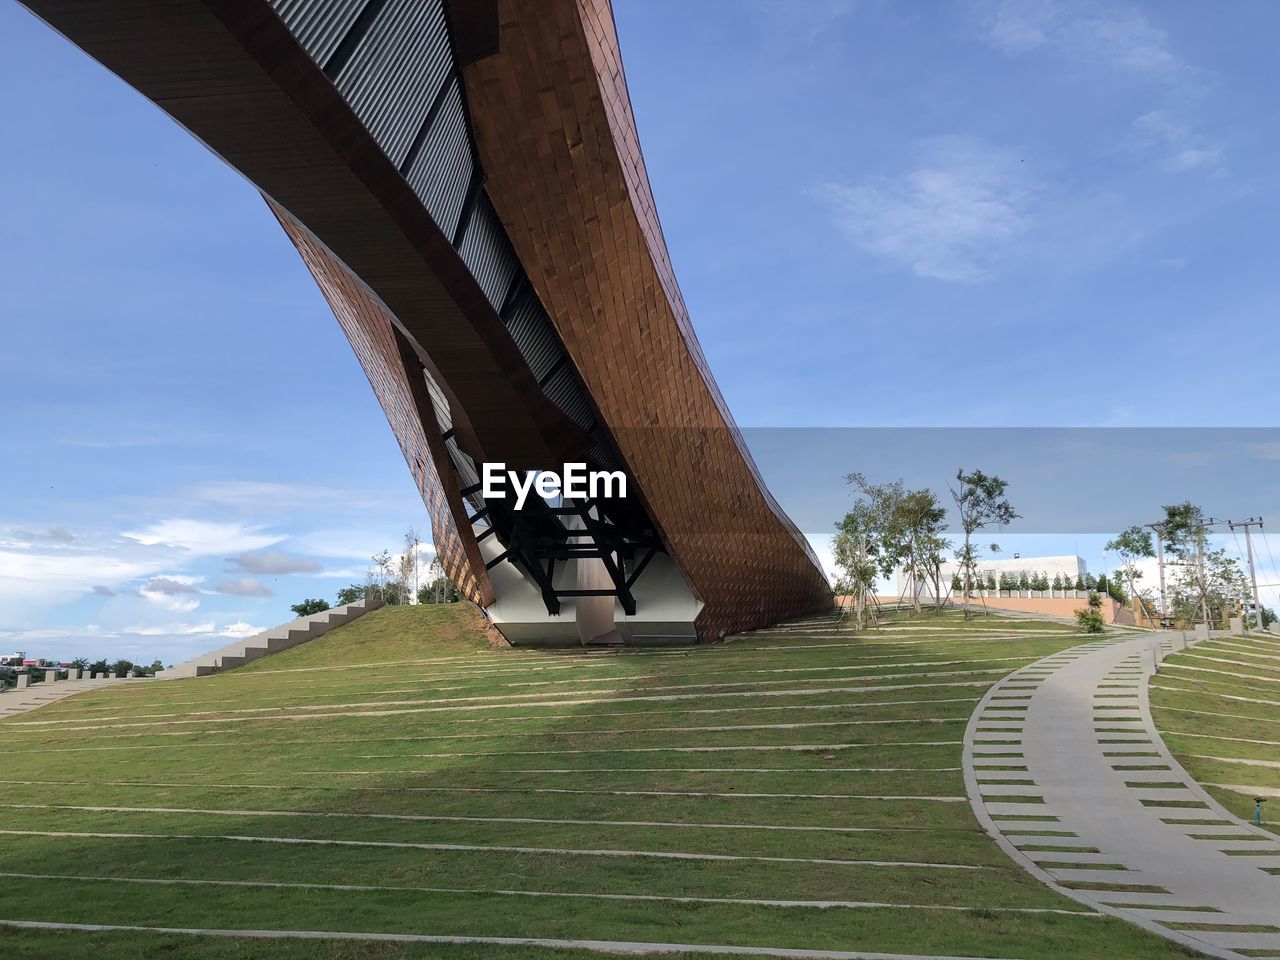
left=0, top=829, right=983, bottom=869
left=5, top=669, right=1012, bottom=727
left=0, top=802, right=970, bottom=831
left=10, top=681, right=1000, bottom=736
left=0, top=918, right=1036, bottom=959
left=0, top=872, right=1099, bottom=916
left=351, top=741, right=964, bottom=759
left=2, top=697, right=988, bottom=741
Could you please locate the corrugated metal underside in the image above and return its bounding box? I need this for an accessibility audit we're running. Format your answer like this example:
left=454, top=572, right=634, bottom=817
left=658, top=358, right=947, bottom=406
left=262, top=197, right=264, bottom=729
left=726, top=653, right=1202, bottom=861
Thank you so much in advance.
left=267, top=0, right=621, bottom=475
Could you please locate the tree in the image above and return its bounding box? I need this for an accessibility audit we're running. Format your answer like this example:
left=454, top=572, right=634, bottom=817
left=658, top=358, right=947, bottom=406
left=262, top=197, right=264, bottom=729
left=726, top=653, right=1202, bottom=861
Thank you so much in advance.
left=985, top=571, right=996, bottom=591
left=336, top=583, right=366, bottom=607
left=1074, top=573, right=1086, bottom=591
left=895, top=488, right=949, bottom=613
left=381, top=577, right=405, bottom=605
left=1017, top=571, right=1031, bottom=591
left=1106, top=525, right=1154, bottom=613
left=839, top=476, right=949, bottom=615
left=833, top=482, right=888, bottom=630
left=1075, top=592, right=1106, bottom=634
left=399, top=528, right=421, bottom=604
left=949, top=469, right=1018, bottom=619
left=1160, top=501, right=1247, bottom=627
left=370, top=550, right=392, bottom=602
left=1052, top=572, right=1064, bottom=591
left=418, top=578, right=460, bottom=604
left=290, top=598, right=331, bottom=618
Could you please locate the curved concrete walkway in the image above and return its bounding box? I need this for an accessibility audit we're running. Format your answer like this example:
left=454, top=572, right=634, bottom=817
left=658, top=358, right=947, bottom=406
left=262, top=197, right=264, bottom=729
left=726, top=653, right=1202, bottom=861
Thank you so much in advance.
left=964, top=632, right=1280, bottom=960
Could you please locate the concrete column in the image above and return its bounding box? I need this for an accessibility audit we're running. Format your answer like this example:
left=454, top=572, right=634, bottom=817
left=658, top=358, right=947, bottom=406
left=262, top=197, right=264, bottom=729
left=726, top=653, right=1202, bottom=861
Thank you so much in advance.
left=1194, top=623, right=1210, bottom=643
left=126, top=670, right=135, bottom=679
left=1230, top=616, right=1244, bottom=635
left=1172, top=632, right=1187, bottom=651
left=1140, top=647, right=1156, bottom=675
left=1270, top=622, right=1280, bottom=636
left=66, top=667, right=80, bottom=680
left=16, top=674, right=30, bottom=688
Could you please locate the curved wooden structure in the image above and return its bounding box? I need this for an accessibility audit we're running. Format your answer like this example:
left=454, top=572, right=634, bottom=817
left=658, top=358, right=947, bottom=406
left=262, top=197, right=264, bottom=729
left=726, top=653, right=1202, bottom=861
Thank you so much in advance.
left=22, top=0, right=833, bottom=643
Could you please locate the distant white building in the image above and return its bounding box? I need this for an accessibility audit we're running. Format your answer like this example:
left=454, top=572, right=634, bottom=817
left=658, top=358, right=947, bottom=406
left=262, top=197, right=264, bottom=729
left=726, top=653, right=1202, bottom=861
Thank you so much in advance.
left=896, top=555, right=1087, bottom=599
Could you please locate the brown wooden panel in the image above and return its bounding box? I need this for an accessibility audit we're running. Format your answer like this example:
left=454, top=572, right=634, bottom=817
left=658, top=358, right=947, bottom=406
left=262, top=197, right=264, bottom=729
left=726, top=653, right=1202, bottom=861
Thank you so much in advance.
left=270, top=204, right=493, bottom=606
left=454, top=0, right=834, bottom=638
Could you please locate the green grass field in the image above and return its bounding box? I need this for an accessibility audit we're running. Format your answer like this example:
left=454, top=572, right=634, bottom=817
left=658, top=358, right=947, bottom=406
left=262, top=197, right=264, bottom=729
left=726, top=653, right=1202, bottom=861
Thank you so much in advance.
left=1151, top=630, right=1280, bottom=833
left=0, top=605, right=1199, bottom=959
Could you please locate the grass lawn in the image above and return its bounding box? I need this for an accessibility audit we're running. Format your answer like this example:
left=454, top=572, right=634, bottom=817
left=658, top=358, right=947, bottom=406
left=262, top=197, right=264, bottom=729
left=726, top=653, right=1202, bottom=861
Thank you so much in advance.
left=1151, top=632, right=1280, bottom=833
left=0, top=605, right=1201, bottom=959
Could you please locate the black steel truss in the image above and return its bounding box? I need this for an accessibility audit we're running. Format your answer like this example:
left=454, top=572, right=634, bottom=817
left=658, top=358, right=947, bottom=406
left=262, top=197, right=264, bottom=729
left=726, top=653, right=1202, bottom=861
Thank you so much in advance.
left=482, top=492, right=663, bottom=616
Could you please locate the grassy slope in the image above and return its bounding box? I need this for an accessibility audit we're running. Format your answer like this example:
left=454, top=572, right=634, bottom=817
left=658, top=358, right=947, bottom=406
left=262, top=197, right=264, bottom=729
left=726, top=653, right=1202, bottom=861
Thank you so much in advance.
left=0, top=606, right=1197, bottom=959
left=1151, top=632, right=1280, bottom=832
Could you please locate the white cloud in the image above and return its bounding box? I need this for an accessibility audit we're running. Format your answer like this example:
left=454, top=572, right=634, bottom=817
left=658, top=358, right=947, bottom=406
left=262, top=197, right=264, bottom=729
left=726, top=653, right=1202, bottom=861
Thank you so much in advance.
left=219, top=621, right=267, bottom=639
left=138, top=576, right=199, bottom=595
left=137, top=575, right=202, bottom=612
left=121, top=620, right=216, bottom=637
left=14, top=526, right=76, bottom=543
left=977, top=0, right=1186, bottom=81
left=293, top=528, right=403, bottom=561
left=1132, top=111, right=1225, bottom=175
left=123, top=518, right=282, bottom=556
left=189, top=480, right=377, bottom=511
left=0, top=546, right=162, bottom=607
left=215, top=577, right=273, bottom=598
left=226, top=549, right=320, bottom=575
left=819, top=137, right=1032, bottom=282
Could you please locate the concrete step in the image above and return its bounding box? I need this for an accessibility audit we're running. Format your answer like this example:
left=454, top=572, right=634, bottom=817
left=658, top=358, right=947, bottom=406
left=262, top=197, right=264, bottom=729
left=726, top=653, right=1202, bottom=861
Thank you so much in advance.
left=156, top=599, right=384, bottom=679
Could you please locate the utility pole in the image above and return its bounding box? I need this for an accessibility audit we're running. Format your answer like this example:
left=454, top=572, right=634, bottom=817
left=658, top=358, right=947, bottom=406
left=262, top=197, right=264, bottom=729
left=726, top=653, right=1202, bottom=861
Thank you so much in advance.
left=1230, top=517, right=1264, bottom=634
left=1147, top=521, right=1168, bottom=627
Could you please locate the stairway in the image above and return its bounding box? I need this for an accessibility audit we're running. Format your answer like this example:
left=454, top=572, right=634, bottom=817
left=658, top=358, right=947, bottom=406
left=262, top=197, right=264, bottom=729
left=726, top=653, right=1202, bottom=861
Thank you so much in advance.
left=156, top=598, right=384, bottom=679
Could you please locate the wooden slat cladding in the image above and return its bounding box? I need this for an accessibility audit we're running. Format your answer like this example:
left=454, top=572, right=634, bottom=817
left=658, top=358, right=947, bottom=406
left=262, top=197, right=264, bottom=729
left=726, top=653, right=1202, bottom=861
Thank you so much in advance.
left=454, top=0, right=834, bottom=638
left=270, top=204, right=493, bottom=606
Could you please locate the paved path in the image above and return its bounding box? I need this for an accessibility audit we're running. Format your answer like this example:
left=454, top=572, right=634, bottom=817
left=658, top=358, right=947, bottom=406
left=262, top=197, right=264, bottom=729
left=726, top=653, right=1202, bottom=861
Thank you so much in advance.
left=0, top=677, right=134, bottom=720
left=964, top=632, right=1280, bottom=959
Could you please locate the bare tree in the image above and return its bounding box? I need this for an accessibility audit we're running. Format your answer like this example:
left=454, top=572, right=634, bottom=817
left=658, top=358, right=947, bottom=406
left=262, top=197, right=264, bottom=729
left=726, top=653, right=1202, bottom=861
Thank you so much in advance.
left=399, top=528, right=421, bottom=604
left=371, top=550, right=392, bottom=602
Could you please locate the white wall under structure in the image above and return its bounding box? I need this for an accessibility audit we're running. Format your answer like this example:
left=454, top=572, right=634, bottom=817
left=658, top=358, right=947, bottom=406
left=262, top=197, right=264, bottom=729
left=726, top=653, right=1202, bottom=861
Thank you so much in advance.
left=479, top=522, right=702, bottom=647
left=898, top=555, right=1088, bottom=600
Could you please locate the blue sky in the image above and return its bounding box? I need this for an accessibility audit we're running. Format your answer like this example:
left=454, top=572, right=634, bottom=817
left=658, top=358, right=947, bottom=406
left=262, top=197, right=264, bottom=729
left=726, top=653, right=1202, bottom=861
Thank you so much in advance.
left=2, top=0, right=1278, bottom=661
